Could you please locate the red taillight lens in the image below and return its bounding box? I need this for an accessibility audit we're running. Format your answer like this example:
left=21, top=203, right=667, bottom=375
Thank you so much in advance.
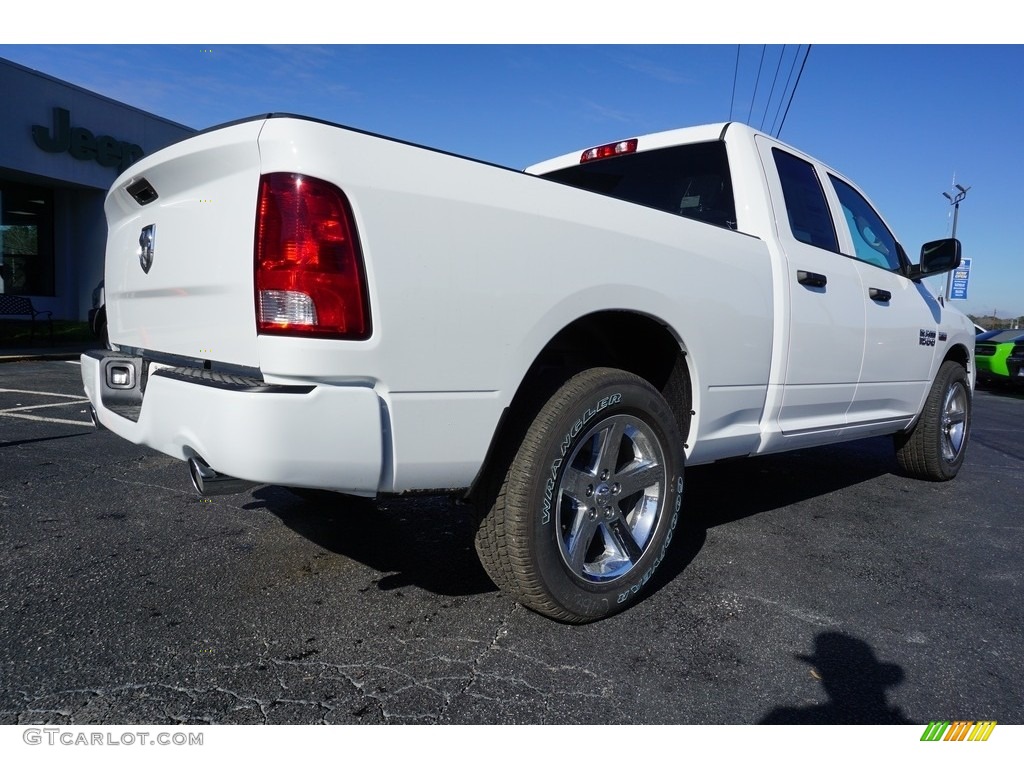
left=255, top=173, right=371, bottom=339
left=579, top=138, right=638, bottom=164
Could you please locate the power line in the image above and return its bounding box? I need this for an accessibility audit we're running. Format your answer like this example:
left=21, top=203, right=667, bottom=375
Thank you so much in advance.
left=759, top=45, right=787, bottom=132
left=746, top=45, right=767, bottom=125
left=769, top=45, right=802, bottom=137
left=729, top=44, right=809, bottom=134
left=729, top=44, right=740, bottom=122
left=776, top=44, right=812, bottom=139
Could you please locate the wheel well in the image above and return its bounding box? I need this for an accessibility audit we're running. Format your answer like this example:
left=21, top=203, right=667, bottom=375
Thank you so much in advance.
left=469, top=311, right=692, bottom=497
left=944, top=343, right=971, bottom=375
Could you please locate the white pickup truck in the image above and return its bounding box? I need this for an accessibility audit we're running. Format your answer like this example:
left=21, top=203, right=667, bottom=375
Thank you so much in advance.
left=81, top=116, right=974, bottom=622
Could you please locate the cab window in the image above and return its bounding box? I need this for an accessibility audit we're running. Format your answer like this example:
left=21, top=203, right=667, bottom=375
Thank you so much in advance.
left=540, top=141, right=737, bottom=230
left=829, top=175, right=902, bottom=271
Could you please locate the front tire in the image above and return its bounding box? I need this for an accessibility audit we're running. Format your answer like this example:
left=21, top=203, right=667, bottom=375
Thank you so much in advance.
left=894, top=360, right=972, bottom=481
left=475, top=368, right=685, bottom=623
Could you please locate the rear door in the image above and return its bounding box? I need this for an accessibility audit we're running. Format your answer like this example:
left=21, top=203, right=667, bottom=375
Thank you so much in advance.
left=757, top=139, right=865, bottom=436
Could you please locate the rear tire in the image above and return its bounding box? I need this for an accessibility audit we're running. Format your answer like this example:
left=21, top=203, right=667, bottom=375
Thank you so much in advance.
left=474, top=368, right=685, bottom=623
left=894, top=360, right=971, bottom=481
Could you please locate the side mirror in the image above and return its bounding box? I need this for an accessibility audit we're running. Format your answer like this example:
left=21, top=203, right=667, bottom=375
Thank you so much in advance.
left=908, top=238, right=961, bottom=279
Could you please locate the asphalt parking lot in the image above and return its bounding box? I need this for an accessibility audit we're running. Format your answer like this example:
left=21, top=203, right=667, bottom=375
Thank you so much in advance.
left=1, top=359, right=1022, bottom=725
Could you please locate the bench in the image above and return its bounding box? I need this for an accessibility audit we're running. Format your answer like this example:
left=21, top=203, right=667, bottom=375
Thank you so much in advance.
left=0, top=295, right=53, bottom=343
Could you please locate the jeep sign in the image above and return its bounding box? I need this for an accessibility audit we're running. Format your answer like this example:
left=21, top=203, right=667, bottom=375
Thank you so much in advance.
left=32, top=107, right=144, bottom=173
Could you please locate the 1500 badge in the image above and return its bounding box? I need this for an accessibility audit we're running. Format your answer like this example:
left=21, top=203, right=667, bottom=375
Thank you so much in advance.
left=919, top=329, right=937, bottom=347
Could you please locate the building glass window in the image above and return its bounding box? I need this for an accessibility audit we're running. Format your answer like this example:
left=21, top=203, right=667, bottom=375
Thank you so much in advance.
left=0, top=182, right=55, bottom=296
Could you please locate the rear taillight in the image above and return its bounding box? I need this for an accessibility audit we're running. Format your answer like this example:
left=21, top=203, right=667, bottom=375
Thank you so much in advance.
left=255, top=173, right=371, bottom=339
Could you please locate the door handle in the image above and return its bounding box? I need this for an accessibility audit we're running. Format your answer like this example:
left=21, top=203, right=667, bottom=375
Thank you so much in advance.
left=797, top=270, right=827, bottom=287
left=869, top=287, right=892, bottom=302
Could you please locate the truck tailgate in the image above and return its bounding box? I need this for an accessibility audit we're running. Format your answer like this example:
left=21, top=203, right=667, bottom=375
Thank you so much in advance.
left=104, top=118, right=266, bottom=367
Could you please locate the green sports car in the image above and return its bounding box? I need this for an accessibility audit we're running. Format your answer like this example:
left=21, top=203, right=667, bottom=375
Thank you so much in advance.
left=975, top=330, right=1024, bottom=385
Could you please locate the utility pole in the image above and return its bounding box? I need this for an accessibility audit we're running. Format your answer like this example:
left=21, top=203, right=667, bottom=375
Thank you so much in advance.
left=942, top=182, right=970, bottom=301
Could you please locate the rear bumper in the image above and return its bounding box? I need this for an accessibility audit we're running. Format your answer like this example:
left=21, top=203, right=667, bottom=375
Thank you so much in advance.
left=81, top=350, right=384, bottom=494
left=975, top=354, right=1010, bottom=379
left=1008, top=358, right=1024, bottom=385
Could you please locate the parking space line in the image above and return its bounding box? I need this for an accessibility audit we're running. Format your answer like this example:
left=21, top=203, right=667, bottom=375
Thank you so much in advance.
left=0, top=385, right=94, bottom=426
left=0, top=411, right=93, bottom=426
left=1, top=399, right=89, bottom=413
left=0, top=388, right=88, bottom=398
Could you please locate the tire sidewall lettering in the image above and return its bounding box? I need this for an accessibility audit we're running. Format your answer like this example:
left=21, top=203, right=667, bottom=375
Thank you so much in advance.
left=542, top=392, right=622, bottom=526
left=617, top=500, right=679, bottom=605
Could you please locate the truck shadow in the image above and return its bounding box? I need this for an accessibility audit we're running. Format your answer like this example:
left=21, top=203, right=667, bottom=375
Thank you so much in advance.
left=689, top=435, right=899, bottom=528
left=638, top=435, right=902, bottom=600
left=251, top=435, right=901, bottom=601
left=249, top=487, right=496, bottom=597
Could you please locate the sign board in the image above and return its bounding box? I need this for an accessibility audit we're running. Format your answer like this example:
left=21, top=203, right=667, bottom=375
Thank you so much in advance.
left=949, top=257, right=972, bottom=301
left=32, top=107, right=144, bottom=173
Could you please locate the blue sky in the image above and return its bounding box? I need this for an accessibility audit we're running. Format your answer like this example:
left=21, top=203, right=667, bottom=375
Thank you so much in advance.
left=2, top=35, right=1021, bottom=318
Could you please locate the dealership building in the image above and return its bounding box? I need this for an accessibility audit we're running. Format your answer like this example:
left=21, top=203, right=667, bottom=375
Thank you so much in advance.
left=0, top=57, right=195, bottom=322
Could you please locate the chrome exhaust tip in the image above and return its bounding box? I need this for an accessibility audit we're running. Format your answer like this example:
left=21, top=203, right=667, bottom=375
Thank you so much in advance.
left=87, top=403, right=104, bottom=430
left=187, top=456, right=257, bottom=496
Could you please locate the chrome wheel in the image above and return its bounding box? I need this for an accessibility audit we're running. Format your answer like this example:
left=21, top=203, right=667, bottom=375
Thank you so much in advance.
left=940, top=379, right=968, bottom=463
left=555, top=414, right=667, bottom=582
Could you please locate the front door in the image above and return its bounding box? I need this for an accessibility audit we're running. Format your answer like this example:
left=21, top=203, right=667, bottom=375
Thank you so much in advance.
left=827, top=173, right=938, bottom=425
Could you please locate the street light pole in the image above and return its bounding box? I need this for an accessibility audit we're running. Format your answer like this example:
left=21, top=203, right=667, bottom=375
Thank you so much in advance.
left=942, top=183, right=970, bottom=301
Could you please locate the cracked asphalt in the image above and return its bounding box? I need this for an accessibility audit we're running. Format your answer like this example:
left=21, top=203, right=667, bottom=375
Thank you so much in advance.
left=1, top=360, right=1022, bottom=725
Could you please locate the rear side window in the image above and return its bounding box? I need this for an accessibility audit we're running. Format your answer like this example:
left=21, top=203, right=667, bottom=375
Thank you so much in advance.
left=772, top=148, right=839, bottom=252
left=540, top=141, right=737, bottom=229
